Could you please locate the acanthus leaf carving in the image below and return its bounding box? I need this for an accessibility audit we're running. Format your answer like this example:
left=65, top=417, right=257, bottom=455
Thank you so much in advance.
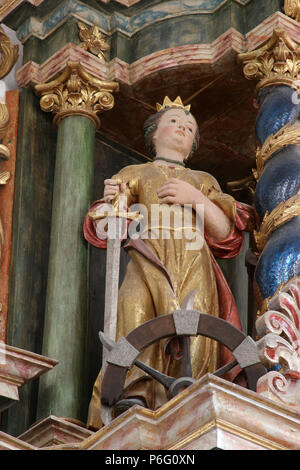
left=239, top=29, right=300, bottom=92
left=255, top=277, right=300, bottom=409
left=284, top=0, right=300, bottom=22
left=78, top=22, right=110, bottom=62
left=34, top=62, right=119, bottom=129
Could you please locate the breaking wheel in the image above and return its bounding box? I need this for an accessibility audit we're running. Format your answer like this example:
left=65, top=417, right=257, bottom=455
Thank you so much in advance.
left=100, top=307, right=266, bottom=407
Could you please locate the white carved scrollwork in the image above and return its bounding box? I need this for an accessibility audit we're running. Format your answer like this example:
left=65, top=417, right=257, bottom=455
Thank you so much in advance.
left=255, top=277, right=300, bottom=409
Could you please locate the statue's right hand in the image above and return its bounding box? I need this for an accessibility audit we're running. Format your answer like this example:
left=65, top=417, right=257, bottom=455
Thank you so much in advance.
left=103, top=178, right=126, bottom=203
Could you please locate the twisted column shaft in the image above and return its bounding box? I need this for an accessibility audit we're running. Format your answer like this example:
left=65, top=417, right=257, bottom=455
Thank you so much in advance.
left=239, top=29, right=300, bottom=311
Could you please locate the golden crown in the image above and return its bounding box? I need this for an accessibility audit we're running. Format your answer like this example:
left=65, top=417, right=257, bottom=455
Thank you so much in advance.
left=156, top=96, right=191, bottom=112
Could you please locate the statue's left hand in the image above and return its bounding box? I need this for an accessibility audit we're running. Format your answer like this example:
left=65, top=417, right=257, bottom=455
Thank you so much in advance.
left=157, top=178, right=204, bottom=206
left=157, top=178, right=233, bottom=240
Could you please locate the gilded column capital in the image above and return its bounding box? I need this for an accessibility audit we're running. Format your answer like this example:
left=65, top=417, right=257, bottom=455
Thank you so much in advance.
left=238, top=29, right=300, bottom=93
left=284, top=0, right=300, bottom=22
left=34, top=61, right=119, bottom=129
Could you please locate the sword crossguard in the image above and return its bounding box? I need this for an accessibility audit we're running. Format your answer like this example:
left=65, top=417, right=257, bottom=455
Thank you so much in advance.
left=88, top=210, right=142, bottom=222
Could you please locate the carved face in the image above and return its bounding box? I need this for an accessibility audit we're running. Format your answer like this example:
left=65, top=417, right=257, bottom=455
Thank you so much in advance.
left=153, top=108, right=197, bottom=158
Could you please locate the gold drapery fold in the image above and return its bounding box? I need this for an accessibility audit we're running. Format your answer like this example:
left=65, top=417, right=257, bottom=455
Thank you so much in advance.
left=87, top=163, right=237, bottom=429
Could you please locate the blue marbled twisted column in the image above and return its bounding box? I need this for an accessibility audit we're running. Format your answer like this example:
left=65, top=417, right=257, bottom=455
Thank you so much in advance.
left=254, top=85, right=300, bottom=304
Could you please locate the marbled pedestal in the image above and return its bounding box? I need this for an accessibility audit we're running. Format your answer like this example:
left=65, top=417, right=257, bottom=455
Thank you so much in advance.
left=0, top=342, right=58, bottom=412
left=18, top=415, right=93, bottom=448
left=0, top=432, right=38, bottom=450
left=79, top=374, right=300, bottom=450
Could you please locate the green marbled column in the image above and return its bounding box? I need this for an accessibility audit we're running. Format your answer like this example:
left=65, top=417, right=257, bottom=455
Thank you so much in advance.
left=37, top=115, right=95, bottom=422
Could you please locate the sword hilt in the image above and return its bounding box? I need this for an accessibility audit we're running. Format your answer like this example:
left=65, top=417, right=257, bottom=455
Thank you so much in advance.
left=88, top=210, right=142, bottom=222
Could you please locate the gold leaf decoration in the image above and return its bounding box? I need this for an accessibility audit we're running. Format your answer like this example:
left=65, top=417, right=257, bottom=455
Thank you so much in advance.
left=78, top=22, right=110, bottom=62
left=238, top=29, right=300, bottom=92
left=226, top=174, right=256, bottom=205
left=34, top=61, right=119, bottom=129
left=284, top=0, right=300, bottom=22
left=254, top=194, right=300, bottom=252
left=0, top=103, right=9, bottom=141
left=0, top=144, right=10, bottom=160
left=0, top=170, right=10, bottom=185
left=254, top=124, right=300, bottom=181
left=0, top=26, right=19, bottom=80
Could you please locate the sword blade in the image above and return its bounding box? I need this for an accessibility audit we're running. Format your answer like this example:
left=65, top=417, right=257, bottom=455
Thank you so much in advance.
left=101, top=216, right=125, bottom=425
left=99, top=331, right=115, bottom=352
left=103, top=237, right=121, bottom=342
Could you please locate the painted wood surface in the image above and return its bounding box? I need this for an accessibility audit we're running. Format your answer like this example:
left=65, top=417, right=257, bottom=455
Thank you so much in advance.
left=4, top=88, right=56, bottom=436
left=0, top=91, right=19, bottom=342
left=37, top=115, right=95, bottom=423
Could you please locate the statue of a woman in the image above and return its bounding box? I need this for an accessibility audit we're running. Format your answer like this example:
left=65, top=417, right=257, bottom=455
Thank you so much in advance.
left=84, top=97, right=254, bottom=429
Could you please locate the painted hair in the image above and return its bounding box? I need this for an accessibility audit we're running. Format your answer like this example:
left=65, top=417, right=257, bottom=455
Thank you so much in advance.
left=143, top=108, right=200, bottom=161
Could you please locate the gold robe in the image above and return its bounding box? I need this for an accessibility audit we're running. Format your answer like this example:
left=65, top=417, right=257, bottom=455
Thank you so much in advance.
left=87, top=162, right=237, bottom=429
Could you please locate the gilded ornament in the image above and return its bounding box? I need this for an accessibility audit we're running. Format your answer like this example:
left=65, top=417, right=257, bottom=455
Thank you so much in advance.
left=156, top=96, right=191, bottom=112
left=78, top=22, right=110, bottom=62
left=0, top=27, right=18, bottom=146
left=255, top=277, right=300, bottom=411
left=238, top=29, right=300, bottom=92
left=0, top=170, right=10, bottom=185
left=34, top=61, right=119, bottom=129
left=0, top=144, right=10, bottom=160
left=256, top=297, right=271, bottom=319
left=0, top=103, right=10, bottom=141
left=253, top=123, right=300, bottom=180
left=0, top=144, right=10, bottom=187
left=88, top=209, right=142, bottom=222
left=254, top=194, right=300, bottom=252
left=0, top=26, right=19, bottom=80
left=226, top=174, right=256, bottom=200
left=284, top=0, right=300, bottom=22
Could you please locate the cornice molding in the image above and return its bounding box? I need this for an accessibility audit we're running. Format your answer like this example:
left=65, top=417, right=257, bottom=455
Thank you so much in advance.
left=79, top=374, right=300, bottom=450
left=16, top=31, right=244, bottom=88
left=0, top=0, right=43, bottom=22
left=99, top=0, right=141, bottom=6
left=0, top=0, right=254, bottom=25
left=0, top=342, right=58, bottom=408
left=16, top=12, right=300, bottom=88
left=2, top=0, right=269, bottom=43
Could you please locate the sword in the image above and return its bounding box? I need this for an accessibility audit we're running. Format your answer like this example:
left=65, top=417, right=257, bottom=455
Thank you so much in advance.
left=88, top=187, right=141, bottom=425
left=102, top=216, right=123, bottom=424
